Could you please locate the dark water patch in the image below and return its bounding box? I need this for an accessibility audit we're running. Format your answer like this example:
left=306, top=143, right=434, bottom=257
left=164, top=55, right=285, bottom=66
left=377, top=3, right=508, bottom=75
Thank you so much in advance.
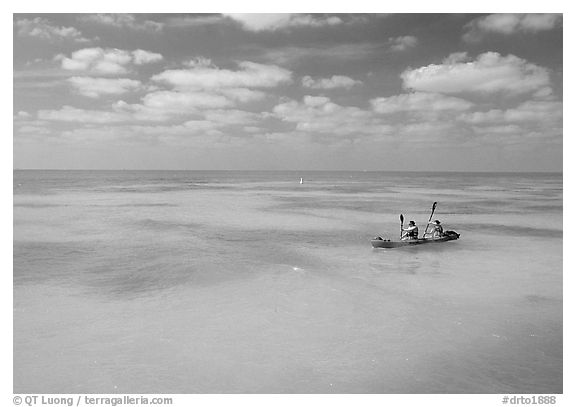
left=522, top=295, right=561, bottom=308
left=135, top=218, right=203, bottom=233
left=14, top=202, right=71, bottom=208
left=113, top=203, right=178, bottom=208
left=523, top=204, right=563, bottom=212
left=82, top=250, right=196, bottom=298
left=13, top=241, right=102, bottom=285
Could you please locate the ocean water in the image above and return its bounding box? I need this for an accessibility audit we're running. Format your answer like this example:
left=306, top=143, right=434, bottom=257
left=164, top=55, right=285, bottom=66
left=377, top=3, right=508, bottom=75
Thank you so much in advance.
left=13, top=170, right=562, bottom=394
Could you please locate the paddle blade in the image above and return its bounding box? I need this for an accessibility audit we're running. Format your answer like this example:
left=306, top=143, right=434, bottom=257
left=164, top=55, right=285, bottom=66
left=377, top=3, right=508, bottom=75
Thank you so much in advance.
left=432, top=201, right=437, bottom=211
left=400, top=214, right=404, bottom=223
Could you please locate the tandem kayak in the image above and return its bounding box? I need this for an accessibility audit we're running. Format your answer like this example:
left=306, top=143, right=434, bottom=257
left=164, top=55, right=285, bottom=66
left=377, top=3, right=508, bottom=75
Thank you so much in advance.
left=371, top=231, right=460, bottom=248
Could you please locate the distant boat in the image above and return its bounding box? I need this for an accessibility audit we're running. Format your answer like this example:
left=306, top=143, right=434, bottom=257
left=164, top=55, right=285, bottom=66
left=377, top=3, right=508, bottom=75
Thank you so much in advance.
left=300, top=177, right=303, bottom=184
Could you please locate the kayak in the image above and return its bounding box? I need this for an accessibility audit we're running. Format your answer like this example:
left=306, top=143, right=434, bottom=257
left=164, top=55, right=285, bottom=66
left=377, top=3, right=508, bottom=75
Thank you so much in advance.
left=371, top=231, right=460, bottom=248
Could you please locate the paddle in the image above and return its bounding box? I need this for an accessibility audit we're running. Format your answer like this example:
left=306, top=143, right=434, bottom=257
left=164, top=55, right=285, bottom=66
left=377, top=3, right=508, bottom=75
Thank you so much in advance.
left=424, top=201, right=438, bottom=238
left=400, top=214, right=404, bottom=239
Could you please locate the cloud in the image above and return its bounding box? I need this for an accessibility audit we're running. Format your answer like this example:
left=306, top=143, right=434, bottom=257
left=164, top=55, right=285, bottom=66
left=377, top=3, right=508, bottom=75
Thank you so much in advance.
left=132, top=49, right=164, bottom=65
left=389, top=35, right=418, bottom=51
left=223, top=13, right=343, bottom=32
left=463, top=14, right=562, bottom=42
left=38, top=106, right=132, bottom=123
left=140, top=90, right=234, bottom=110
left=301, top=75, right=361, bottom=89
left=110, top=90, right=237, bottom=122
left=15, top=17, right=91, bottom=43
left=273, top=96, right=391, bottom=137
left=458, top=100, right=562, bottom=125
left=67, top=77, right=142, bottom=98
left=203, top=109, right=261, bottom=125
left=216, top=88, right=267, bottom=103
left=371, top=92, right=474, bottom=114
left=79, top=14, right=164, bottom=31
left=58, top=47, right=163, bottom=75
left=15, top=111, right=31, bottom=119
left=184, top=57, right=215, bottom=68
left=164, top=15, right=224, bottom=28
left=401, top=52, right=551, bottom=96
left=152, top=61, right=292, bottom=89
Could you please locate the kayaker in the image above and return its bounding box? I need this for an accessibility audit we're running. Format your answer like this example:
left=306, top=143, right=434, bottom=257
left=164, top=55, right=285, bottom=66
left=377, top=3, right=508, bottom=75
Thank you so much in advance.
left=402, top=221, right=419, bottom=240
left=426, top=220, right=444, bottom=238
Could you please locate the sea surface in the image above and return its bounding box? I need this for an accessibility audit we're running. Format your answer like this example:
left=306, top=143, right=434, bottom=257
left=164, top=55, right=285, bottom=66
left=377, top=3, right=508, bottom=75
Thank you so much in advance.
left=13, top=170, right=563, bottom=393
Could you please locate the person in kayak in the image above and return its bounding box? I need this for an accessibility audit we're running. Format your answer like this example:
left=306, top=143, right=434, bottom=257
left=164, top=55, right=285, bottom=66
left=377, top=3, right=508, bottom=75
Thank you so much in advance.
left=402, top=221, right=419, bottom=240
left=426, top=220, right=444, bottom=239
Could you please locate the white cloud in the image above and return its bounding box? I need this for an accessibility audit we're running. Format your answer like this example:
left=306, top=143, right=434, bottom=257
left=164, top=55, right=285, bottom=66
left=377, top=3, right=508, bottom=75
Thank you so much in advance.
left=59, top=47, right=163, bottom=75
left=273, top=96, right=390, bottom=136
left=67, top=77, right=141, bottom=98
left=216, top=88, right=267, bottom=103
left=223, top=13, right=343, bottom=32
left=389, top=35, right=418, bottom=51
left=15, top=17, right=91, bottom=43
left=140, top=90, right=234, bottom=110
left=165, top=15, right=224, bottom=28
left=401, top=52, right=551, bottom=96
left=111, top=90, right=237, bottom=122
left=15, top=111, right=31, bottom=119
left=458, top=100, right=562, bottom=125
left=371, top=92, right=474, bottom=114
left=301, top=75, right=362, bottom=90
left=203, top=109, right=261, bottom=125
left=132, top=49, right=163, bottom=65
left=79, top=14, right=164, bottom=31
left=463, top=14, right=561, bottom=42
left=38, top=106, right=132, bottom=123
left=184, top=57, right=215, bottom=68
left=152, top=61, right=292, bottom=89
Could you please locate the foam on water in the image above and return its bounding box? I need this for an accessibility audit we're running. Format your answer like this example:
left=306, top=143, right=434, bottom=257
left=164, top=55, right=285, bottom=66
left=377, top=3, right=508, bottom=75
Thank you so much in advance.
left=13, top=170, right=562, bottom=393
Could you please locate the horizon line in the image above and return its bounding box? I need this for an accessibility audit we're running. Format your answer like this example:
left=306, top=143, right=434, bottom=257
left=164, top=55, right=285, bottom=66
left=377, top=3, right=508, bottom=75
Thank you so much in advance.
left=12, top=168, right=563, bottom=174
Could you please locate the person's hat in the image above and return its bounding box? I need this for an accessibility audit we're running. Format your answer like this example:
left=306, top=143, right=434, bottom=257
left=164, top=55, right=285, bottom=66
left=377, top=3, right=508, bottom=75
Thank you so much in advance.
left=434, top=220, right=441, bottom=224
left=409, top=221, right=416, bottom=225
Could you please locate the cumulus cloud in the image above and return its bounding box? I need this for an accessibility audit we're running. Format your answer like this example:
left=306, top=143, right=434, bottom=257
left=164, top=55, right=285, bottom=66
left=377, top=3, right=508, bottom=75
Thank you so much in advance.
left=389, top=35, right=418, bottom=51
left=463, top=14, right=562, bottom=42
left=15, top=17, right=91, bottom=42
left=67, top=77, right=142, bottom=98
left=132, top=49, right=164, bottom=65
left=58, top=47, right=163, bottom=75
left=203, top=109, right=261, bottom=125
left=301, top=75, right=361, bottom=89
left=164, top=15, right=224, bottom=28
left=107, top=61, right=282, bottom=122
left=152, top=61, right=292, bottom=89
left=110, top=90, right=237, bottom=122
left=15, top=111, right=31, bottom=119
left=216, top=88, right=267, bottom=103
left=38, top=106, right=132, bottom=123
left=79, top=14, right=164, bottom=31
left=273, top=96, right=391, bottom=136
left=371, top=92, right=474, bottom=114
left=223, top=13, right=343, bottom=32
left=184, top=57, right=215, bottom=69
left=401, top=52, right=551, bottom=96
left=458, top=100, right=562, bottom=125
left=140, top=90, right=234, bottom=111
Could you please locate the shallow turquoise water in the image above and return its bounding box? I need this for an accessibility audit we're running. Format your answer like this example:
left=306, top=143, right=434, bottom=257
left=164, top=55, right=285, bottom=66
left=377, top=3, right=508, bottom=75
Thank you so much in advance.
left=13, top=170, right=562, bottom=393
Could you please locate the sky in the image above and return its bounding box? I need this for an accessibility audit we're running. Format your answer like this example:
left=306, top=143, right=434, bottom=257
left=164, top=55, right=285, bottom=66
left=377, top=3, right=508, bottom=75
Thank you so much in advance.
left=13, top=13, right=563, bottom=171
